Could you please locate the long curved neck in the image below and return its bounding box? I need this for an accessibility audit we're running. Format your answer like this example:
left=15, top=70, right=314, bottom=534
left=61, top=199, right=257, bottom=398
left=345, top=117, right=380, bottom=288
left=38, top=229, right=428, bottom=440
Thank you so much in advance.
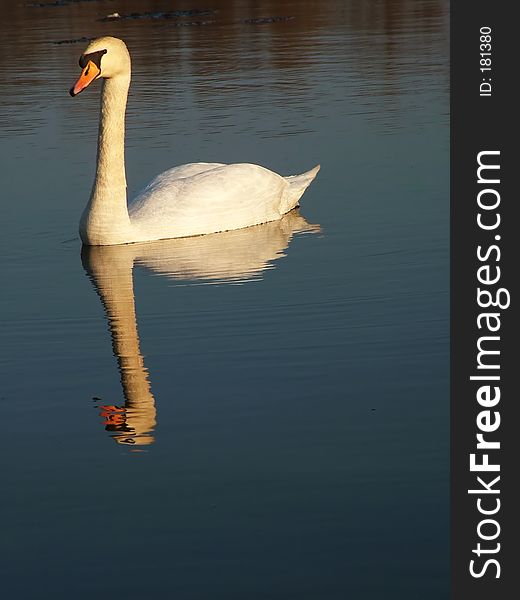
left=80, top=74, right=133, bottom=245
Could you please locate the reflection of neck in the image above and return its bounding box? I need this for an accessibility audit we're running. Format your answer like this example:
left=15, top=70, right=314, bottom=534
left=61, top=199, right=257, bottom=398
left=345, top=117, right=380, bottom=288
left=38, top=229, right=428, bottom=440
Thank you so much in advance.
left=82, top=246, right=156, bottom=445
left=80, top=75, right=132, bottom=245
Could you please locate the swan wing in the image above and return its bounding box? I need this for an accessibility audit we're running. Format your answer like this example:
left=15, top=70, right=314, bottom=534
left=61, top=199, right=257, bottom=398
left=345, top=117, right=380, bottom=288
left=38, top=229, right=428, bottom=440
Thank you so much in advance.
left=135, top=162, right=226, bottom=190
left=129, top=163, right=288, bottom=239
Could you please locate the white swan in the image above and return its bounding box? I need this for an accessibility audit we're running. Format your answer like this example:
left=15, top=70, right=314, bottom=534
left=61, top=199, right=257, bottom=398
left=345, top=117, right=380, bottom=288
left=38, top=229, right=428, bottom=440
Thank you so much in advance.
left=69, top=37, right=320, bottom=246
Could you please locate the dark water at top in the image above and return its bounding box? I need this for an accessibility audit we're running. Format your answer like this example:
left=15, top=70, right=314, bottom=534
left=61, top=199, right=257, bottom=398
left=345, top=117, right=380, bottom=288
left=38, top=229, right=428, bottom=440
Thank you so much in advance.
left=0, top=1, right=449, bottom=598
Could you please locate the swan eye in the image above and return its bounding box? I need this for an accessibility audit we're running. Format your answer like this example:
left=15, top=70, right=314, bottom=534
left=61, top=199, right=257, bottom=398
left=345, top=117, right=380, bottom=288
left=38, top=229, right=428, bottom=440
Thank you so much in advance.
left=79, top=49, right=107, bottom=69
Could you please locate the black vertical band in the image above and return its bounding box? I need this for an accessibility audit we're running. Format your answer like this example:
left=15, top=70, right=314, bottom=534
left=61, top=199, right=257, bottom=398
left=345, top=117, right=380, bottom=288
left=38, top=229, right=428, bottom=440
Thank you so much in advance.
left=451, top=1, right=518, bottom=598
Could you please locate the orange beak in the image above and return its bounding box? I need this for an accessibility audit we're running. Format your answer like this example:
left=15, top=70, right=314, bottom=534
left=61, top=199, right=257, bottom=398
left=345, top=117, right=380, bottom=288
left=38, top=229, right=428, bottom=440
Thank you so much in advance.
left=69, top=60, right=101, bottom=96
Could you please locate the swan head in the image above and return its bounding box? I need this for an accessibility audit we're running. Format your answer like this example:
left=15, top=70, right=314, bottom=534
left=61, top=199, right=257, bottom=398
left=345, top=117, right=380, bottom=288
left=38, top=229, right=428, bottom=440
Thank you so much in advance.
left=69, top=37, right=130, bottom=97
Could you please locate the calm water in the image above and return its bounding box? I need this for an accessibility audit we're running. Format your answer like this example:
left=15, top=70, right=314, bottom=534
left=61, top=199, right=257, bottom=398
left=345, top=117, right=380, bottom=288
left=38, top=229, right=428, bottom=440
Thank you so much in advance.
left=0, top=1, right=449, bottom=597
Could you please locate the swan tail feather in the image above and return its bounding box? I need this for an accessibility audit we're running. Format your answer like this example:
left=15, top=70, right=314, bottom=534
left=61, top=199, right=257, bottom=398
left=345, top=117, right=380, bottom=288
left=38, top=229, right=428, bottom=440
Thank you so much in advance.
left=281, top=164, right=320, bottom=213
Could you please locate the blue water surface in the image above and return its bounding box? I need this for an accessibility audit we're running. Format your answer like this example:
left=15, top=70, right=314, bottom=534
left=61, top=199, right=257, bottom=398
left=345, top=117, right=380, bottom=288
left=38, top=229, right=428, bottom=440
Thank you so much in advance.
left=0, top=1, right=449, bottom=598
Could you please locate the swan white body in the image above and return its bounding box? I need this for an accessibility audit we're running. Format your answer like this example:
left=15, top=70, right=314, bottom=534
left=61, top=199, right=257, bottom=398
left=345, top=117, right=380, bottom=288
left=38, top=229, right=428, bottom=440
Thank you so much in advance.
left=71, top=37, right=320, bottom=246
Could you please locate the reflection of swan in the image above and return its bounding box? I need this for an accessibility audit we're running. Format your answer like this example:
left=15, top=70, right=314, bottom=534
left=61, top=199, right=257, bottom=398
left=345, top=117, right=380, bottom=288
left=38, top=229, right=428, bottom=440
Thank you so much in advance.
left=82, top=211, right=320, bottom=446
left=82, top=246, right=157, bottom=447
left=69, top=36, right=320, bottom=246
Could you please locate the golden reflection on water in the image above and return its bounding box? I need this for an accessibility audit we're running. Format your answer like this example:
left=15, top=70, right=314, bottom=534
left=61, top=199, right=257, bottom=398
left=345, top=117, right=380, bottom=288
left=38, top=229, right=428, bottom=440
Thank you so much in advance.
left=0, top=0, right=448, bottom=121
left=81, top=210, right=319, bottom=447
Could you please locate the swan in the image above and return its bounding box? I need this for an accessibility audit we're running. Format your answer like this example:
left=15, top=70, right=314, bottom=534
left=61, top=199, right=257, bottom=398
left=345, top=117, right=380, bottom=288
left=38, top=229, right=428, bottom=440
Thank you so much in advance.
left=69, top=36, right=320, bottom=246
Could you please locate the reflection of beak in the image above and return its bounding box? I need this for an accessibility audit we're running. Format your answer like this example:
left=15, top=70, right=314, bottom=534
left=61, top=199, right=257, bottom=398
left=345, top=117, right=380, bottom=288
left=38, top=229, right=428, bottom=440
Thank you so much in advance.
left=69, top=61, right=100, bottom=97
